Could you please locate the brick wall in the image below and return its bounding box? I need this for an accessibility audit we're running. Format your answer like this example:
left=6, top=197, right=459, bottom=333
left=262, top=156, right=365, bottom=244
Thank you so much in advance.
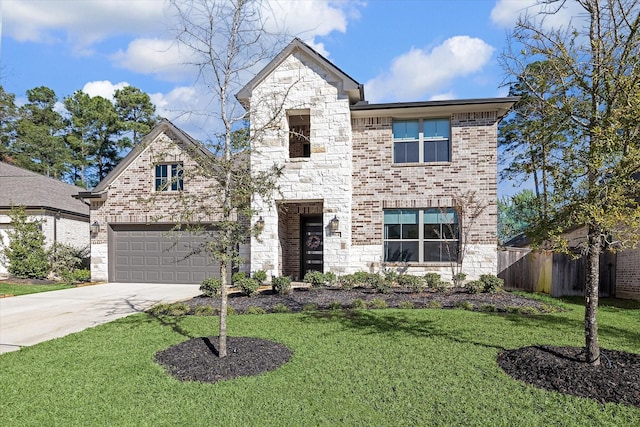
left=616, top=247, right=640, bottom=299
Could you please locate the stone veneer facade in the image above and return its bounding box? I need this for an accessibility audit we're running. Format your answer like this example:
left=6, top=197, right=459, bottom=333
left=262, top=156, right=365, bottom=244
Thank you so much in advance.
left=247, top=43, right=501, bottom=281
left=89, top=129, right=225, bottom=282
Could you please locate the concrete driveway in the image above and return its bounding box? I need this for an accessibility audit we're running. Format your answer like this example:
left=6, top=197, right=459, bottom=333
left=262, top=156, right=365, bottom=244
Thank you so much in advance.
left=0, top=282, right=201, bottom=354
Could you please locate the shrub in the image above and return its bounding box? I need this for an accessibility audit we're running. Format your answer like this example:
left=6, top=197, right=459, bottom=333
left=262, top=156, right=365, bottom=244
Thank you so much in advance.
left=427, top=300, right=443, bottom=309
left=245, top=306, right=266, bottom=315
left=61, top=269, right=91, bottom=285
left=272, top=275, right=292, bottom=295
left=479, top=274, right=503, bottom=293
left=351, top=271, right=370, bottom=287
left=424, top=272, right=442, bottom=288
left=49, top=243, right=89, bottom=276
left=369, top=298, right=387, bottom=309
left=200, top=277, right=222, bottom=297
left=453, top=272, right=467, bottom=286
left=328, top=301, right=342, bottom=310
left=193, top=305, right=215, bottom=316
left=1, top=206, right=48, bottom=279
left=232, top=271, right=247, bottom=284
left=398, top=274, right=425, bottom=293
left=337, top=274, right=356, bottom=290
left=227, top=306, right=237, bottom=316
left=465, top=280, right=484, bottom=294
left=323, top=271, right=337, bottom=286
left=236, top=276, right=260, bottom=297
left=383, top=270, right=399, bottom=286
left=456, top=301, right=474, bottom=311
left=304, top=271, right=325, bottom=288
left=368, top=273, right=390, bottom=293
left=479, top=304, right=497, bottom=313
left=148, top=302, right=190, bottom=316
left=434, top=281, right=449, bottom=293
left=398, top=301, right=415, bottom=309
left=252, top=270, right=267, bottom=286
left=351, top=298, right=367, bottom=309
left=302, top=303, right=318, bottom=312
left=272, top=303, right=290, bottom=313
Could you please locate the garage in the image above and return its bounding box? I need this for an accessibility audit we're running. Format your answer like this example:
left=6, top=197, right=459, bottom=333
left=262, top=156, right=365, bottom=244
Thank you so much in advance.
left=110, top=224, right=220, bottom=284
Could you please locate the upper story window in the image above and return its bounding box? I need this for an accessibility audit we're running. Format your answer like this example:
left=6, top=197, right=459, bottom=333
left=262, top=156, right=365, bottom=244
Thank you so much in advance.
left=384, top=208, right=458, bottom=263
left=155, top=163, right=183, bottom=192
left=393, top=118, right=450, bottom=163
left=288, top=111, right=310, bottom=158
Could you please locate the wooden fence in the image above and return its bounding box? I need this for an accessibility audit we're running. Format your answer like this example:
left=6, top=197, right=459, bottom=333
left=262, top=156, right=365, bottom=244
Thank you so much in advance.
left=497, top=247, right=616, bottom=297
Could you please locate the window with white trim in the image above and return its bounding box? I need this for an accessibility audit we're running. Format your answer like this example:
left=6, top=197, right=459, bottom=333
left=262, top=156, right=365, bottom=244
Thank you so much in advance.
left=155, top=163, right=183, bottom=191
left=393, top=118, right=450, bottom=163
left=384, top=208, right=459, bottom=263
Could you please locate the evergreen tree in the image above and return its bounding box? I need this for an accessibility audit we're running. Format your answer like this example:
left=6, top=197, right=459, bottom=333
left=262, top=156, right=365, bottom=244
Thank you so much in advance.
left=0, top=85, right=18, bottom=161
left=114, top=85, right=159, bottom=146
left=0, top=206, right=49, bottom=279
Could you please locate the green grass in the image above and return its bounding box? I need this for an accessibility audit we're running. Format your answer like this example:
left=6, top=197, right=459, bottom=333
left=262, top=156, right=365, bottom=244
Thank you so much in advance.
left=1, top=297, right=638, bottom=426
left=0, top=282, right=74, bottom=296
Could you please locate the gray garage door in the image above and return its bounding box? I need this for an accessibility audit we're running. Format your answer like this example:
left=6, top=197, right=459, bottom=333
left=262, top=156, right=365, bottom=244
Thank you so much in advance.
left=110, top=224, right=220, bottom=284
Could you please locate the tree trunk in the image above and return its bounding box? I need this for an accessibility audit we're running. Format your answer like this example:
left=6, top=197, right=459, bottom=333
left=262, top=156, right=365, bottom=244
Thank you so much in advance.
left=584, top=226, right=601, bottom=366
left=218, top=262, right=228, bottom=358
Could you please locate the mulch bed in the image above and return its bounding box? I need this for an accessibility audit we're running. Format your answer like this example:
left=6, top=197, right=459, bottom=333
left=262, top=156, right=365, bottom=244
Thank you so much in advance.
left=154, top=287, right=639, bottom=408
left=498, top=346, right=640, bottom=407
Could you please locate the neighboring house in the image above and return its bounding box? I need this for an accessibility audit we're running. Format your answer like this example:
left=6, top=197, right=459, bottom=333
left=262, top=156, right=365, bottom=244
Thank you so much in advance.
left=80, top=38, right=516, bottom=285
left=0, top=161, right=90, bottom=277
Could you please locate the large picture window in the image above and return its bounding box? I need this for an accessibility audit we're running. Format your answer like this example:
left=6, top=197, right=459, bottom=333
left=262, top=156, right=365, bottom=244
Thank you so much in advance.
left=155, top=163, right=183, bottom=191
left=384, top=208, right=458, bottom=263
left=393, top=118, right=450, bottom=163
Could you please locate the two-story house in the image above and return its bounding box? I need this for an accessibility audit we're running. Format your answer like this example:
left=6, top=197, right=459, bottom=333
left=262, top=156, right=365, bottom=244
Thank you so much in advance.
left=80, top=38, right=516, bottom=284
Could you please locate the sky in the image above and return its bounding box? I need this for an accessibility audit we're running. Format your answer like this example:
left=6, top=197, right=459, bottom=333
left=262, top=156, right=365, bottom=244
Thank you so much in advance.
left=0, top=0, right=582, bottom=196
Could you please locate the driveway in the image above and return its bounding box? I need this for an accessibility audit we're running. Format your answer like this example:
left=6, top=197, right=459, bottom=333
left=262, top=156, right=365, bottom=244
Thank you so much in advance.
left=0, top=282, right=201, bottom=354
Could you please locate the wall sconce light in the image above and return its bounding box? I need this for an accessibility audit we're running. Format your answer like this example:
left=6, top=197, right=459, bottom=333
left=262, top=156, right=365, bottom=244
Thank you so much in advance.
left=328, top=215, right=339, bottom=233
left=255, top=216, right=265, bottom=231
left=90, top=221, right=100, bottom=235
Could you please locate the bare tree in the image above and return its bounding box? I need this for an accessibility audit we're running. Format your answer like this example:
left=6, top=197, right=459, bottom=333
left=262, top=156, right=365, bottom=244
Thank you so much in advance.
left=500, top=0, right=640, bottom=365
left=165, top=0, right=287, bottom=357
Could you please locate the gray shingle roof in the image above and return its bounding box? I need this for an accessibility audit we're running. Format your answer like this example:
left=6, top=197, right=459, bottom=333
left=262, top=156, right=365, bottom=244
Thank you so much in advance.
left=0, top=162, right=89, bottom=217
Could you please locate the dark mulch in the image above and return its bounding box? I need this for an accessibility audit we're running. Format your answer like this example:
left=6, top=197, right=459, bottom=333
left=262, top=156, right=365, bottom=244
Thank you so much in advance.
left=155, top=336, right=293, bottom=384
left=0, top=277, right=59, bottom=285
left=498, top=346, right=640, bottom=407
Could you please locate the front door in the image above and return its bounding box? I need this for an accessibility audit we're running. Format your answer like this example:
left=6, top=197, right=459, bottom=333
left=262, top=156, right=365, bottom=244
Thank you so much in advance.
left=301, top=216, right=323, bottom=277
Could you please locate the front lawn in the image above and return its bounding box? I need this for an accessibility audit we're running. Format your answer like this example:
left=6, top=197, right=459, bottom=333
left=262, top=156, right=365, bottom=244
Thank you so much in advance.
left=1, top=297, right=638, bottom=426
left=0, top=282, right=74, bottom=296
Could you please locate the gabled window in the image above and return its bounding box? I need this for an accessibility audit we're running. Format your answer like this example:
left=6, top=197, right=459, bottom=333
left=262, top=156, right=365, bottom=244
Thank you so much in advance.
left=155, top=163, right=183, bottom=191
left=393, top=118, right=450, bottom=163
left=288, top=112, right=310, bottom=158
left=384, top=208, right=458, bottom=263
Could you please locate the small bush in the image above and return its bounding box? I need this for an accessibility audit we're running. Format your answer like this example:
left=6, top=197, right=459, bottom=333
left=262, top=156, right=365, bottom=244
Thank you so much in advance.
left=383, top=270, right=399, bottom=286
left=456, top=301, right=475, bottom=311
left=434, top=281, right=449, bottom=293
left=61, top=269, right=91, bottom=285
left=479, top=274, right=503, bottom=293
left=337, top=274, right=356, bottom=290
left=424, top=272, right=442, bottom=288
left=245, top=306, right=266, bottom=315
left=479, top=304, right=497, bottom=313
left=328, top=301, right=342, bottom=310
left=49, top=243, right=89, bottom=276
left=427, top=300, right=443, bottom=309
left=351, top=271, right=370, bottom=287
left=272, top=275, right=292, bottom=295
left=398, top=274, right=425, bottom=293
left=200, top=277, right=222, bottom=297
left=323, top=271, right=337, bottom=285
left=236, top=276, right=260, bottom=297
left=272, top=303, right=290, bottom=313
left=465, top=280, right=484, bottom=294
left=369, top=298, right=387, bottom=309
left=252, top=270, right=267, bottom=286
left=193, top=305, right=215, bottom=316
left=398, top=301, right=415, bottom=309
left=232, top=271, right=247, bottom=284
left=369, top=273, right=390, bottom=293
left=302, top=303, right=318, bottom=312
left=453, top=272, right=467, bottom=286
left=304, top=271, right=326, bottom=288
left=148, top=302, right=190, bottom=316
left=351, top=298, right=367, bottom=309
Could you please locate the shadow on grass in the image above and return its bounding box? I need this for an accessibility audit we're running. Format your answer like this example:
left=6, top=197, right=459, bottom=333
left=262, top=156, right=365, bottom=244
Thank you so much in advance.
left=110, top=298, right=196, bottom=340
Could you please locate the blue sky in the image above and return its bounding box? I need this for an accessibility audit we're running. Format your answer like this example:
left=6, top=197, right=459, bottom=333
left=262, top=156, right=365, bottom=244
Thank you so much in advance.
left=0, top=0, right=580, bottom=196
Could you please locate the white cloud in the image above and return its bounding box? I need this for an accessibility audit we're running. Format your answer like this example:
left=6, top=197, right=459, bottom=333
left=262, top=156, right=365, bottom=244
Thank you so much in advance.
left=82, top=81, right=129, bottom=101
left=491, top=0, right=585, bottom=31
left=365, top=36, right=495, bottom=103
left=110, top=38, right=193, bottom=81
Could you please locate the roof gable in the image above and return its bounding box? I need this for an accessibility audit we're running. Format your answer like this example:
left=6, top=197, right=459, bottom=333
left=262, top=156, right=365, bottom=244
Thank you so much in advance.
left=236, top=38, right=363, bottom=106
left=89, top=119, right=213, bottom=195
left=0, top=161, right=89, bottom=216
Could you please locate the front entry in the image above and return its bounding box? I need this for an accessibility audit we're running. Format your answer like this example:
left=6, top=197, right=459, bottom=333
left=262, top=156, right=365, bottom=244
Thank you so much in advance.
left=301, top=216, right=323, bottom=277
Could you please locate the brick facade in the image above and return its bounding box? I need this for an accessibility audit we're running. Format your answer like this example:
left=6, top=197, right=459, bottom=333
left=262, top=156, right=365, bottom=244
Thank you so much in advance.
left=616, top=247, right=640, bottom=299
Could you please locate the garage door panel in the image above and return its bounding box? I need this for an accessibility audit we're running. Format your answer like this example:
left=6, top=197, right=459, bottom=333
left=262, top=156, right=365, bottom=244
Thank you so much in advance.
left=111, top=224, right=221, bottom=284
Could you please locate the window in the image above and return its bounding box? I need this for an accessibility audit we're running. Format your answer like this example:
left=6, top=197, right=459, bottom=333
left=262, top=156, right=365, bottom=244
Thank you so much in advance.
left=384, top=208, right=458, bottom=263
left=288, top=112, right=310, bottom=158
left=393, top=118, right=450, bottom=163
left=155, top=163, right=183, bottom=191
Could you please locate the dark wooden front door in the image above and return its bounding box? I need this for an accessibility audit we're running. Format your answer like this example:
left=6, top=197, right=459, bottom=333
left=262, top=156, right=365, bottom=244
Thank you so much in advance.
left=301, top=216, right=323, bottom=277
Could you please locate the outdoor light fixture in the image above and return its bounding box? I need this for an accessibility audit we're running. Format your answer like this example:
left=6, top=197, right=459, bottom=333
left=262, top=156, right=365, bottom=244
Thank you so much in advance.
left=90, top=221, right=100, bottom=235
left=256, top=216, right=265, bottom=231
left=328, top=215, right=339, bottom=233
